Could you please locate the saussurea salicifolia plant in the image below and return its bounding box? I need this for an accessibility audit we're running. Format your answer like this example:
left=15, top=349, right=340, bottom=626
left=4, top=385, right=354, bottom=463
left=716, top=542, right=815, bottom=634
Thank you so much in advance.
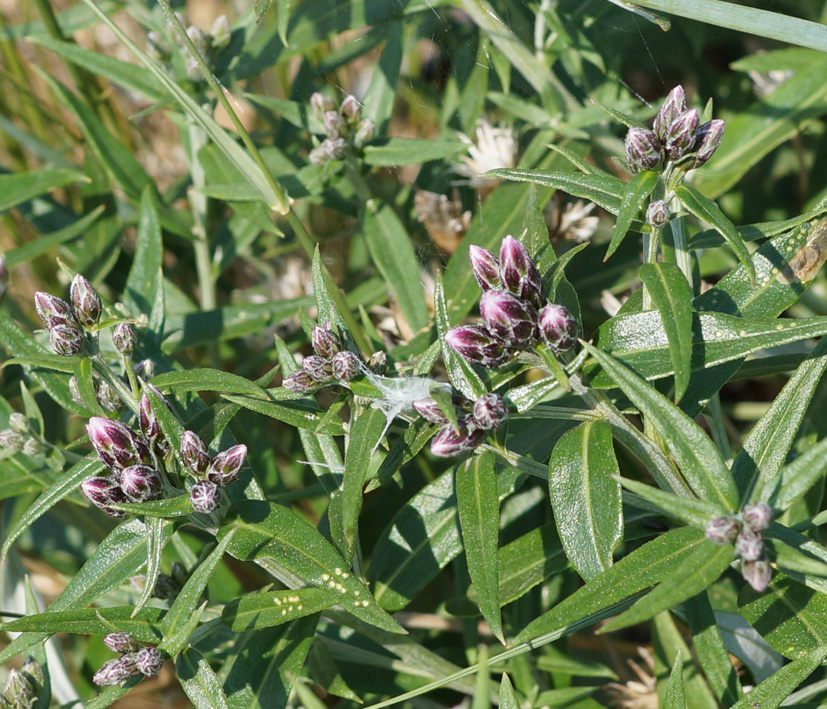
left=4, top=1, right=827, bottom=707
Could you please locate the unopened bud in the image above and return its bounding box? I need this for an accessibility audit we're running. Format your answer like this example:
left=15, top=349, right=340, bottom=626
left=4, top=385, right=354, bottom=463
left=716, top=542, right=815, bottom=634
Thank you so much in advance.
left=331, top=350, right=361, bottom=381
left=339, top=95, right=361, bottom=123
left=135, top=647, right=164, bottom=676
left=499, top=236, right=542, bottom=308
left=430, top=418, right=486, bottom=457
left=367, top=351, right=387, bottom=375
left=353, top=118, right=375, bottom=148
left=283, top=369, right=321, bottom=394
left=113, top=323, right=136, bottom=354
left=310, top=92, right=336, bottom=123
left=302, top=355, right=334, bottom=383
left=96, top=380, right=123, bottom=413
left=81, top=476, right=128, bottom=518
left=705, top=515, right=740, bottom=545
left=190, top=479, right=220, bottom=513
left=646, top=200, right=670, bottom=228
left=87, top=417, right=151, bottom=471
left=309, top=137, right=347, bottom=166
left=208, top=14, right=231, bottom=50
left=139, top=385, right=172, bottom=442
left=311, top=323, right=341, bottom=359
left=93, top=654, right=139, bottom=686
left=70, top=274, right=102, bottom=328
left=624, top=127, right=663, bottom=173
left=742, top=502, right=773, bottom=532
left=324, top=110, right=346, bottom=139
left=50, top=323, right=84, bottom=356
left=180, top=431, right=210, bottom=477
left=479, top=290, right=538, bottom=348
left=69, top=376, right=84, bottom=406
left=742, top=559, right=772, bottom=593
left=22, top=438, right=45, bottom=457
left=664, top=109, right=699, bottom=161
left=20, top=656, right=43, bottom=693
left=120, top=464, right=162, bottom=502
left=469, top=245, right=502, bottom=292
left=684, top=119, right=725, bottom=169
left=0, top=429, right=25, bottom=453
left=445, top=325, right=511, bottom=368
left=104, top=632, right=140, bottom=654
left=653, top=86, right=687, bottom=140
left=4, top=667, right=35, bottom=707
left=152, top=573, right=181, bottom=600
left=472, top=393, right=508, bottom=430
left=735, top=528, right=763, bottom=562
left=413, top=397, right=452, bottom=425
left=34, top=292, right=76, bottom=330
left=206, top=444, right=246, bottom=487
left=8, top=413, right=27, bottom=434
left=135, top=358, right=156, bottom=379
left=538, top=303, right=578, bottom=354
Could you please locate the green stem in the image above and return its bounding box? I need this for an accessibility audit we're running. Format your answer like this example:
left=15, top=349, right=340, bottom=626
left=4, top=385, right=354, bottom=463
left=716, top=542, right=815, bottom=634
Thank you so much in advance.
left=480, top=443, right=547, bottom=480
left=122, top=353, right=140, bottom=402
left=668, top=194, right=694, bottom=292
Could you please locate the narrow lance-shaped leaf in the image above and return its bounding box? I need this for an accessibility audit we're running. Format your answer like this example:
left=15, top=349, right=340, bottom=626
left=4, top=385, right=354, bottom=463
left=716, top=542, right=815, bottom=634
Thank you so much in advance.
left=663, top=654, right=686, bottom=709
left=132, top=516, right=166, bottom=617
left=488, top=168, right=624, bottom=214
left=456, top=451, right=503, bottom=643
left=0, top=606, right=165, bottom=641
left=0, top=168, right=85, bottom=213
left=221, top=587, right=338, bottom=631
left=177, top=647, right=230, bottom=709
left=619, top=477, right=721, bottom=529
left=764, top=434, right=827, bottom=512
left=548, top=421, right=622, bottom=581
left=605, top=170, right=658, bottom=260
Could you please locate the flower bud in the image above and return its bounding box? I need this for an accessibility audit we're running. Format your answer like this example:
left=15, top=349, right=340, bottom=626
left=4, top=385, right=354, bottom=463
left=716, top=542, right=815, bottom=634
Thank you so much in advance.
left=70, top=274, right=102, bottom=328
left=4, top=667, right=36, bottom=707
left=538, top=303, right=578, bottom=354
left=339, top=95, right=361, bottom=124
left=646, top=200, right=670, bottom=228
left=472, top=393, right=508, bottom=431
left=430, top=418, right=487, bottom=457
left=0, top=429, right=25, bottom=453
left=190, top=479, right=220, bottom=513
left=22, top=438, right=46, bottom=457
left=180, top=431, right=210, bottom=477
left=742, top=559, right=772, bottom=593
left=302, top=355, right=334, bottom=383
left=311, top=323, right=341, bottom=359
left=445, top=325, right=511, bottom=368
left=81, top=476, right=128, bottom=517
left=499, top=236, right=543, bottom=308
left=96, top=380, right=123, bottom=413
left=120, top=464, right=162, bottom=502
left=684, top=119, right=725, bottom=169
left=87, top=417, right=151, bottom=472
left=734, top=528, right=763, bottom=562
left=310, top=92, right=336, bottom=123
left=20, top=656, right=44, bottom=693
left=8, top=413, right=28, bottom=434
left=34, top=292, right=76, bottom=330
left=705, top=515, right=740, bottom=545
left=664, top=109, right=699, bottom=161
left=135, top=647, right=164, bottom=677
left=324, top=110, right=346, bottom=139
left=139, top=385, right=172, bottom=442
left=69, top=376, right=84, bottom=406
left=136, top=358, right=156, bottom=379
left=283, top=369, right=321, bottom=394
left=413, top=397, right=452, bottom=425
left=332, top=350, right=362, bottom=382
left=171, top=561, right=188, bottom=586
left=152, top=573, right=181, bottom=600
left=50, top=323, right=84, bottom=356
left=742, top=502, right=773, bottom=532
left=104, top=632, right=140, bottom=654
left=113, top=323, right=136, bottom=355
left=353, top=118, right=375, bottom=148
left=624, top=127, right=663, bottom=173
left=653, top=85, right=687, bottom=141
left=310, top=137, right=347, bottom=166
left=208, top=14, right=231, bottom=50
left=479, top=290, right=538, bottom=348
left=367, top=351, right=387, bottom=375
left=207, top=444, right=246, bottom=487
left=469, top=245, right=502, bottom=292
left=93, top=654, right=139, bottom=686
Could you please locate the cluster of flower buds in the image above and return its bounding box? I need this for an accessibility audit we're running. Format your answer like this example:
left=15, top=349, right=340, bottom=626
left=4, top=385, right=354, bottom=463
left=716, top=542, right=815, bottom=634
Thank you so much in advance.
left=180, top=430, right=247, bottom=514
left=0, top=656, right=43, bottom=709
left=308, top=93, right=375, bottom=167
left=414, top=392, right=508, bottom=457
left=34, top=274, right=102, bottom=356
left=446, top=236, right=577, bottom=369
left=93, top=633, right=163, bottom=687
left=0, top=413, right=46, bottom=458
left=148, top=14, right=231, bottom=81
left=705, top=501, right=773, bottom=592
left=625, top=86, right=725, bottom=176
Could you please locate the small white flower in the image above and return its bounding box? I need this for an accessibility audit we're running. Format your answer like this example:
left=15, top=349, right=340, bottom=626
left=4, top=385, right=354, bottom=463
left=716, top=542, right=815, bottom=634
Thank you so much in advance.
left=452, top=119, right=517, bottom=189
left=548, top=199, right=599, bottom=243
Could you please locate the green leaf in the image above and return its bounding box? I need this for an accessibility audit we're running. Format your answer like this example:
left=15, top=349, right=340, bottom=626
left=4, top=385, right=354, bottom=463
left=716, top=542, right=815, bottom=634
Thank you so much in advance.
left=583, top=343, right=738, bottom=510
left=222, top=393, right=345, bottom=435
left=4, top=206, right=103, bottom=268
left=255, top=0, right=274, bottom=22
left=456, top=451, right=503, bottom=643
left=639, top=263, right=693, bottom=401
left=363, top=138, right=467, bottom=166
left=488, top=168, right=624, bottom=214
left=151, top=369, right=265, bottom=397
left=766, top=435, right=827, bottom=512
left=675, top=185, right=755, bottom=282
left=361, top=21, right=403, bottom=133
left=219, top=501, right=405, bottom=634
left=123, top=189, right=164, bottom=333
left=132, top=516, right=167, bottom=617
left=605, top=170, right=658, bottom=260
left=516, top=527, right=705, bottom=644
left=107, top=495, right=192, bottom=518
left=0, top=168, right=85, bottom=213
left=221, top=588, right=338, bottom=631
left=495, top=522, right=567, bottom=607
left=498, top=674, right=519, bottom=709
left=177, top=647, right=230, bottom=709
left=0, top=606, right=164, bottom=641
left=663, top=654, right=686, bottom=709
left=362, top=200, right=430, bottom=333
left=619, top=477, right=721, bottom=529
left=601, top=542, right=733, bottom=632
left=548, top=421, right=622, bottom=580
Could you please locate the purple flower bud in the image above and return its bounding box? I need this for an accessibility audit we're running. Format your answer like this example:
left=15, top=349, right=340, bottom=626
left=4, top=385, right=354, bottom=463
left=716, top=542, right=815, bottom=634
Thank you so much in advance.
left=735, top=528, right=763, bottom=562
left=70, top=274, right=102, bottom=328
left=311, top=323, right=341, bottom=359
left=479, top=290, right=538, bottom=348
left=50, top=323, right=84, bottom=356
left=69, top=376, right=84, bottom=406
left=180, top=431, right=210, bottom=477
left=646, top=200, right=670, bottom=228
left=0, top=428, right=25, bottom=453
left=96, top=380, right=123, bottom=413
left=93, top=654, right=139, bottom=686
left=538, top=303, right=578, bottom=353
left=103, top=632, right=140, bottom=654
left=207, top=444, right=247, bottom=487
left=339, top=95, right=361, bottom=123
left=469, top=245, right=503, bottom=292
left=139, top=385, right=172, bottom=442
left=324, top=110, right=345, bottom=139
left=309, top=137, right=347, bottom=166
left=353, top=118, right=375, bottom=149
left=283, top=369, right=321, bottom=394
left=367, top=351, right=387, bottom=375
left=34, top=292, right=76, bottom=330
left=499, top=236, right=543, bottom=307
left=624, top=127, right=663, bottom=173
left=664, top=109, right=699, bottom=161
left=430, top=418, right=487, bottom=457
left=684, top=119, right=725, bottom=169
left=742, top=559, right=772, bottom=593
left=135, top=647, right=164, bottom=677
left=413, top=397, right=452, bottom=425
left=81, top=476, right=128, bottom=518
left=742, top=502, right=773, bottom=532
left=5, top=667, right=35, bottom=706
left=653, top=85, right=687, bottom=140
left=445, top=325, right=511, bottom=368
left=120, top=464, right=162, bottom=502
left=705, top=516, right=740, bottom=545
left=303, top=355, right=334, bottom=383
left=87, top=417, right=151, bottom=472
left=472, top=393, right=508, bottom=431
left=190, top=480, right=221, bottom=513
left=332, top=350, right=362, bottom=382
left=310, top=92, right=336, bottom=123
left=112, top=323, right=136, bottom=355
